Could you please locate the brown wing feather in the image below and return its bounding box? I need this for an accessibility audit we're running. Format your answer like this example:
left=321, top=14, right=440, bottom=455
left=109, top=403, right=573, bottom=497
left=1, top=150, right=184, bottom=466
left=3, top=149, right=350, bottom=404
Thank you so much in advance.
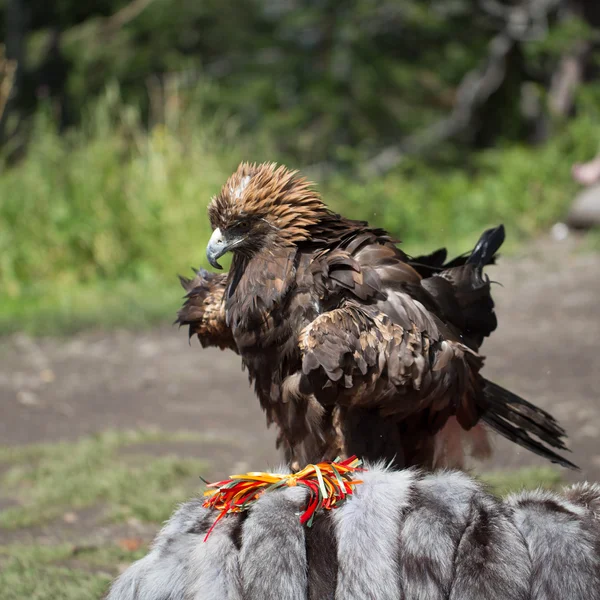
left=176, top=269, right=237, bottom=352
left=309, top=234, right=422, bottom=305
left=303, top=230, right=489, bottom=428
left=298, top=300, right=483, bottom=428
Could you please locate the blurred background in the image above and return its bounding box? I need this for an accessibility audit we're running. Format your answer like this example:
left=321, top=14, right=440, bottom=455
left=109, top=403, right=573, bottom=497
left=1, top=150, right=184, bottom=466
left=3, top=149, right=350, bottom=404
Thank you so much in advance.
left=0, top=1, right=599, bottom=598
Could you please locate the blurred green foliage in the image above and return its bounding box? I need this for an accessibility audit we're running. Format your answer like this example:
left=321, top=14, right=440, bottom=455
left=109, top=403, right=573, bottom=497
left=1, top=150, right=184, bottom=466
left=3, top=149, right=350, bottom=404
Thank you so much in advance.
left=0, top=0, right=599, bottom=331
left=1, top=82, right=599, bottom=333
left=4, top=0, right=600, bottom=163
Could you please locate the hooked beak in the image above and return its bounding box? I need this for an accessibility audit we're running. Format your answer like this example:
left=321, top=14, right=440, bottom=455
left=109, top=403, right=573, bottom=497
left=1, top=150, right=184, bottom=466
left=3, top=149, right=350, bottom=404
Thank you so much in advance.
left=206, top=227, right=243, bottom=270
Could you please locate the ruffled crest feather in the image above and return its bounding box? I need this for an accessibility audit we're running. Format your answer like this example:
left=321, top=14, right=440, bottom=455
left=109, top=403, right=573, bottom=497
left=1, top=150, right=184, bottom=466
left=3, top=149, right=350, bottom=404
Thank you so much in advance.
left=208, top=162, right=330, bottom=245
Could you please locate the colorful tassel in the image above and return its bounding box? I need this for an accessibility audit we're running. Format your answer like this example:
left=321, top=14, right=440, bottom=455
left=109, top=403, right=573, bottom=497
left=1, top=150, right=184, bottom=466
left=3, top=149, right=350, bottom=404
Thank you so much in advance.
left=201, top=456, right=364, bottom=541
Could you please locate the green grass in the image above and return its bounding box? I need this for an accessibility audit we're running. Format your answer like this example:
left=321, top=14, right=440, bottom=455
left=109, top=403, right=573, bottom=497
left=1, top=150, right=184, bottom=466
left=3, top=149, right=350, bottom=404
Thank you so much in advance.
left=0, top=278, right=180, bottom=336
left=0, top=543, right=146, bottom=600
left=0, top=429, right=209, bottom=599
left=479, top=466, right=564, bottom=497
left=0, top=429, right=206, bottom=529
left=1, top=86, right=599, bottom=334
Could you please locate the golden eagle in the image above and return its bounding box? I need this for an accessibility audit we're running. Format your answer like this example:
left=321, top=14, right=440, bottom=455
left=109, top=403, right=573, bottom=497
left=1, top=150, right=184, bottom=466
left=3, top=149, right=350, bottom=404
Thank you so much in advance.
left=177, top=162, right=576, bottom=471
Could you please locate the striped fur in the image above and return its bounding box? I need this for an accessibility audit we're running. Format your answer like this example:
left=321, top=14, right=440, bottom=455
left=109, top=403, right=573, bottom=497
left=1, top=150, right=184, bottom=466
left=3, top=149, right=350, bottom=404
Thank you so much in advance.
left=107, top=466, right=600, bottom=600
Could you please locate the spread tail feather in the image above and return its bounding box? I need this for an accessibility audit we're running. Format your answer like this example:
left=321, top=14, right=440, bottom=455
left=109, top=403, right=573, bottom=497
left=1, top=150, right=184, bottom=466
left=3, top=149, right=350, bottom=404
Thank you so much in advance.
left=481, top=379, right=578, bottom=470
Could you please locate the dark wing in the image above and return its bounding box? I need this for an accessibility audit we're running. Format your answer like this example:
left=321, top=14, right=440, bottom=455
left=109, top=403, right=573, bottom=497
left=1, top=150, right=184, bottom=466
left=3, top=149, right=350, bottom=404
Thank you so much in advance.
left=407, top=225, right=505, bottom=346
left=425, top=225, right=505, bottom=345
left=176, top=268, right=237, bottom=352
left=298, top=299, right=482, bottom=431
left=309, top=232, right=422, bottom=304
left=303, top=231, right=486, bottom=427
left=301, top=227, right=576, bottom=469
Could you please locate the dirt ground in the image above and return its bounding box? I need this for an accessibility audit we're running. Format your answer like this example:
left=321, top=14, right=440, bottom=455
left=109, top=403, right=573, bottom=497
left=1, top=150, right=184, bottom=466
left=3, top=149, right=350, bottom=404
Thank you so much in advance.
left=1, top=234, right=599, bottom=485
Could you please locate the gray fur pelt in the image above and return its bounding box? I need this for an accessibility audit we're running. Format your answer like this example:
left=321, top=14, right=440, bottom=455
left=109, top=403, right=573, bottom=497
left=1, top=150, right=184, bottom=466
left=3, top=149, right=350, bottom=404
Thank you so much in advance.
left=107, top=465, right=600, bottom=600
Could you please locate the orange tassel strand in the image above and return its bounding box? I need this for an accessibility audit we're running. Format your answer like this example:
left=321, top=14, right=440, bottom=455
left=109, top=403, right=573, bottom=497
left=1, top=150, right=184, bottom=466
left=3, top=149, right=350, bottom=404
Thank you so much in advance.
left=201, top=456, right=364, bottom=541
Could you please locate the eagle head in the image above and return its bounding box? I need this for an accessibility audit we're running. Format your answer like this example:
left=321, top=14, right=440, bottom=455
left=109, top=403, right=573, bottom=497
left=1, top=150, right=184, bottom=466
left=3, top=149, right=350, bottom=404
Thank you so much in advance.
left=206, top=162, right=328, bottom=269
